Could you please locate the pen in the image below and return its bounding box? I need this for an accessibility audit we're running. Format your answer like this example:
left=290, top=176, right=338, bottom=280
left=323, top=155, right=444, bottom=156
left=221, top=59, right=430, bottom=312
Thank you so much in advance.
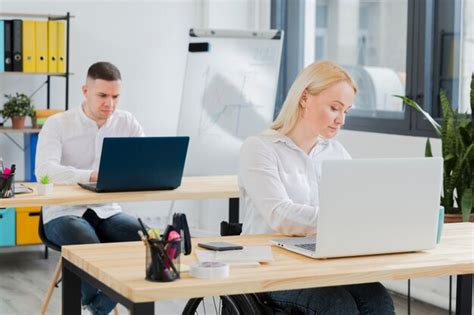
left=137, top=230, right=147, bottom=242
left=137, top=217, right=150, bottom=239
left=157, top=241, right=179, bottom=277
left=154, top=243, right=173, bottom=281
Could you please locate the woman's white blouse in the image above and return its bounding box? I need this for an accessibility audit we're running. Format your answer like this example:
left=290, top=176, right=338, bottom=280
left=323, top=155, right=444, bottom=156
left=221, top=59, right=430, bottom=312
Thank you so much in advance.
left=239, top=129, right=351, bottom=236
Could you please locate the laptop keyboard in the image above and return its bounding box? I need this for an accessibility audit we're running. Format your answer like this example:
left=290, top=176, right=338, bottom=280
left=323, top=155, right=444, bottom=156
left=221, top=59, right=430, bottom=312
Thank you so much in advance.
left=295, top=242, right=317, bottom=251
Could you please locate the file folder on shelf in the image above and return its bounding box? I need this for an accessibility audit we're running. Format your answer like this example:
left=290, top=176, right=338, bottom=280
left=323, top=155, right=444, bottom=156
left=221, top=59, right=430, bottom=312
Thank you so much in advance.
left=0, top=21, right=4, bottom=72
left=22, top=20, right=36, bottom=72
left=35, top=21, right=48, bottom=73
left=12, top=19, right=22, bottom=72
left=4, top=20, right=12, bottom=71
left=57, top=21, right=66, bottom=73
left=47, top=20, right=57, bottom=73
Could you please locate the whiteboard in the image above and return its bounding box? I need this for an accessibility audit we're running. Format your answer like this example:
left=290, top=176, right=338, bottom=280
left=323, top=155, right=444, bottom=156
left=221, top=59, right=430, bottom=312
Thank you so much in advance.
left=177, top=29, right=283, bottom=175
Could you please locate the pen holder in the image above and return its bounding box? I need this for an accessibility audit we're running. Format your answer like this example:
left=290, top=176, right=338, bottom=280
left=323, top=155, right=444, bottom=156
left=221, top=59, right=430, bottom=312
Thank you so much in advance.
left=0, top=174, right=14, bottom=198
left=145, top=238, right=180, bottom=282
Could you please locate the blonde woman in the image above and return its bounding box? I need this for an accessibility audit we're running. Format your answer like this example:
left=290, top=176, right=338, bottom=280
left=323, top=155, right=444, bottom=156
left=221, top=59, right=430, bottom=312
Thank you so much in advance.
left=239, top=61, right=395, bottom=314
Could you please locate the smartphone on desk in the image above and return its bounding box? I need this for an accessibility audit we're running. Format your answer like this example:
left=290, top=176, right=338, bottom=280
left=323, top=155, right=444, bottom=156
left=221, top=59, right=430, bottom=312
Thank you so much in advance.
left=198, top=241, right=243, bottom=251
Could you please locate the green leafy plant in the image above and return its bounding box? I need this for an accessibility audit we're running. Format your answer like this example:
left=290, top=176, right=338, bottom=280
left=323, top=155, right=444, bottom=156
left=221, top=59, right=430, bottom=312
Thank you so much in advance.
left=395, top=73, right=473, bottom=222
left=39, top=175, right=50, bottom=185
left=0, top=93, right=35, bottom=119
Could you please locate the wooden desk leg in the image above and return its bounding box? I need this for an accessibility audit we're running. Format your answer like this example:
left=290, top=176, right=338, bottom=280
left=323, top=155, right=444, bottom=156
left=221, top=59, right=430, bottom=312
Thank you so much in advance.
left=130, top=302, right=154, bottom=315
left=229, top=198, right=239, bottom=224
left=62, top=258, right=81, bottom=315
left=455, top=274, right=472, bottom=315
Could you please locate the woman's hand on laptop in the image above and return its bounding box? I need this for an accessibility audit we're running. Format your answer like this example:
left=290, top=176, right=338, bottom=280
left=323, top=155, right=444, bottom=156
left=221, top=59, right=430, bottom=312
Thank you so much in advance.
left=89, top=171, right=98, bottom=182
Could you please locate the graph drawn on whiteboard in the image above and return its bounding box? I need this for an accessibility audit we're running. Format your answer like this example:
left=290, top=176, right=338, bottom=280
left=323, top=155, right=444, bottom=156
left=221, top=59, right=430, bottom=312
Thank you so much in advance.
left=178, top=29, right=283, bottom=175
left=198, top=66, right=265, bottom=137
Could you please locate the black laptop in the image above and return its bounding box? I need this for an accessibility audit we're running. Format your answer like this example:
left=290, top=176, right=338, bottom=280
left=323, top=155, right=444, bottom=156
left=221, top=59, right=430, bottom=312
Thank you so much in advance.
left=78, top=136, right=189, bottom=192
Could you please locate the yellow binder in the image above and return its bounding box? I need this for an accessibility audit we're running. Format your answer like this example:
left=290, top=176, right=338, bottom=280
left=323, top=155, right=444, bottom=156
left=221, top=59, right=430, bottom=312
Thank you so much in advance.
left=57, top=21, right=66, bottom=73
left=22, top=20, right=36, bottom=72
left=47, top=21, right=58, bottom=73
left=36, top=21, right=48, bottom=72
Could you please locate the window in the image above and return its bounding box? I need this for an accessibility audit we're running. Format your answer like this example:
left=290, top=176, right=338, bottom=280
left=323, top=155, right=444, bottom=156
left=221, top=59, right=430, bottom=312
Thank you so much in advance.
left=272, top=0, right=472, bottom=137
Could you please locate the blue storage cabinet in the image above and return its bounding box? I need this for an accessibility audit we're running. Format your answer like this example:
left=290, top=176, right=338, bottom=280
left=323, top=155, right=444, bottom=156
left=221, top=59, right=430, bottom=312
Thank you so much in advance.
left=0, top=208, right=16, bottom=246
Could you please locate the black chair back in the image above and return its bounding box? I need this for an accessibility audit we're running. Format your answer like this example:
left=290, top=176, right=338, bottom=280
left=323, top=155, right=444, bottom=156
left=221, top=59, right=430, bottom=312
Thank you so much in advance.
left=38, top=210, right=61, bottom=252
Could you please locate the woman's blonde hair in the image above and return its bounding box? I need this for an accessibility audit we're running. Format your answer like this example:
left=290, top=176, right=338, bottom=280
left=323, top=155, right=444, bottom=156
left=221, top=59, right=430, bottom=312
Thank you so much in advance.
left=271, top=60, right=357, bottom=134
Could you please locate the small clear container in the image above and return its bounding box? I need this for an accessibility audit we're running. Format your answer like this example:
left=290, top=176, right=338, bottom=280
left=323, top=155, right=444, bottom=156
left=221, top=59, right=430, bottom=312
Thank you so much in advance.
left=0, top=174, right=14, bottom=198
left=145, top=238, right=180, bottom=282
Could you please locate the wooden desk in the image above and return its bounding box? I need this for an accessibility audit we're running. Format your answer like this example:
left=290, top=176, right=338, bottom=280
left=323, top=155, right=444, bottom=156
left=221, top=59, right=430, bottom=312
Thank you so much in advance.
left=61, top=223, right=474, bottom=315
left=0, top=175, right=241, bottom=223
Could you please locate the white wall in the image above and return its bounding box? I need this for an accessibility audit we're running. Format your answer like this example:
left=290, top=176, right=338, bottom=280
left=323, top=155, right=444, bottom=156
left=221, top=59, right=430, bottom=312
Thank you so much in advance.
left=337, top=130, right=441, bottom=158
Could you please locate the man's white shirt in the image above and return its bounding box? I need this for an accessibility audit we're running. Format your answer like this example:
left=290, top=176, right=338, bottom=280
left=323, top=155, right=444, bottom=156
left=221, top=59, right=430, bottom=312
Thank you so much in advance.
left=36, top=104, right=144, bottom=224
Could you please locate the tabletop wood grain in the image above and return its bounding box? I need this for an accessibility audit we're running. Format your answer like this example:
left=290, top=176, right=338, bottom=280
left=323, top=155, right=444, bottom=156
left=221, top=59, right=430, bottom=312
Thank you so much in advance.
left=62, top=223, right=474, bottom=303
left=0, top=175, right=239, bottom=207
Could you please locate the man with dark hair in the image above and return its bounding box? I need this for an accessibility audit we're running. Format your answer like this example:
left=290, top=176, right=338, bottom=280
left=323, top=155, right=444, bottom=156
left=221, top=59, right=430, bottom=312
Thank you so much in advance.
left=87, top=61, right=122, bottom=81
left=36, top=61, right=143, bottom=315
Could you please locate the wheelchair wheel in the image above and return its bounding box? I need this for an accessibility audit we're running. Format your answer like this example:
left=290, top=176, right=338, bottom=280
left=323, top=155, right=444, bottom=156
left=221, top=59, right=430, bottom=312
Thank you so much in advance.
left=182, top=294, right=262, bottom=315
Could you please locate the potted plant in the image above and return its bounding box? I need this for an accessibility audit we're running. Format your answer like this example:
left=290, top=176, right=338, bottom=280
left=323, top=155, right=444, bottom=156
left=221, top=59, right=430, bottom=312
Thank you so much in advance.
left=0, top=93, right=35, bottom=129
left=37, top=175, right=54, bottom=196
left=395, top=73, right=473, bottom=222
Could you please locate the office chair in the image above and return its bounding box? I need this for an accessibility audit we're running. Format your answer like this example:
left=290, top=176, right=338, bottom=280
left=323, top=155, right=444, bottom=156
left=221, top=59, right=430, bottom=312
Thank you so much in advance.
left=38, top=210, right=119, bottom=315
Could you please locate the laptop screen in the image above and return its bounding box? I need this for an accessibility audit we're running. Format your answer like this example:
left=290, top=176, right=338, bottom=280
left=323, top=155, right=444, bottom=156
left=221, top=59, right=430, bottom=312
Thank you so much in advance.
left=96, top=136, right=189, bottom=192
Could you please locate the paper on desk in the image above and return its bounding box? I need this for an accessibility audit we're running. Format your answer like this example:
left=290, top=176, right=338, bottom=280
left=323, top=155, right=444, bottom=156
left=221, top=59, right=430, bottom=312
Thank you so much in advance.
left=196, top=246, right=273, bottom=265
left=14, top=184, right=31, bottom=194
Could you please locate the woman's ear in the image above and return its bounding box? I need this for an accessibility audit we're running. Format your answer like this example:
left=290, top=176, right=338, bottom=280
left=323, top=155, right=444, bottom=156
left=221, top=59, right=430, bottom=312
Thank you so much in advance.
left=300, top=89, right=308, bottom=108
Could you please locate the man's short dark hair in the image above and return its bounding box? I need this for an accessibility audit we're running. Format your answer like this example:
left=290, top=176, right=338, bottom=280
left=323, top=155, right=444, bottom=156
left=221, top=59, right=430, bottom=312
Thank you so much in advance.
left=87, top=62, right=122, bottom=81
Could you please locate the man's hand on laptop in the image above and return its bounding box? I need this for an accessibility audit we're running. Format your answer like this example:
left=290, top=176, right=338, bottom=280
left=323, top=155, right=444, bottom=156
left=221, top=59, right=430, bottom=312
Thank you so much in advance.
left=89, top=171, right=98, bottom=182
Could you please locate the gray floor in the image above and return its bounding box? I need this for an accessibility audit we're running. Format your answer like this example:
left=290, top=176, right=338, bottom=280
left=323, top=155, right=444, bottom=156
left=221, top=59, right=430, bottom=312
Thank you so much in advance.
left=0, top=246, right=448, bottom=315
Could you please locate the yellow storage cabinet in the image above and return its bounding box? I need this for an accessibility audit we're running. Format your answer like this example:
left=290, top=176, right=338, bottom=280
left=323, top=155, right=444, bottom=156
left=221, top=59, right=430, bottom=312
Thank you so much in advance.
left=16, top=207, right=42, bottom=245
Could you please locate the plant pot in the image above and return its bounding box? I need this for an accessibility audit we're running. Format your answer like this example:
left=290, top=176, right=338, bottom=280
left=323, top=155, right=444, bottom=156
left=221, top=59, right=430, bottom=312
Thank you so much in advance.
left=11, top=116, right=26, bottom=129
left=444, top=213, right=474, bottom=223
left=37, top=183, right=54, bottom=196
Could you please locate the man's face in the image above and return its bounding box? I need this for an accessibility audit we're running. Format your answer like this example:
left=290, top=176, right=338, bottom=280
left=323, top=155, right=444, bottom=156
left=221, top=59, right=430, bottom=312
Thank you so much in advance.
left=82, top=78, right=121, bottom=122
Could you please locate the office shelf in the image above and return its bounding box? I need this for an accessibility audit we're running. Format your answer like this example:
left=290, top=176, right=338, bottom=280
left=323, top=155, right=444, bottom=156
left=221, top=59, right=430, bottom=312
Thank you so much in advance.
left=0, top=11, right=74, bottom=254
left=0, top=12, right=75, bottom=20
left=0, top=11, right=73, bottom=110
left=0, top=72, right=72, bottom=77
left=0, top=127, right=42, bottom=134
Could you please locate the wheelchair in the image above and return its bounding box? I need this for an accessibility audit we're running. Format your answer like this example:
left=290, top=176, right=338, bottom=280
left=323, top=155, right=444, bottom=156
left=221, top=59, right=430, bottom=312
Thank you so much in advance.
left=182, top=222, right=291, bottom=315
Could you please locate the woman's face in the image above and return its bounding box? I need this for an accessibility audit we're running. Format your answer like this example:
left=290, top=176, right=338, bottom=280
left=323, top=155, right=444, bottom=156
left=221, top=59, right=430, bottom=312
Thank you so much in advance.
left=300, top=81, right=355, bottom=139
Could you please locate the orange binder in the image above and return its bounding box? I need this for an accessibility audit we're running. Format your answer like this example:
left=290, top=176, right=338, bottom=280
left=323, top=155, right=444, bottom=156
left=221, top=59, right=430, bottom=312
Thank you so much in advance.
left=35, top=21, right=48, bottom=72
left=57, top=21, right=66, bottom=73
left=22, top=20, right=36, bottom=72
left=47, top=21, right=57, bottom=73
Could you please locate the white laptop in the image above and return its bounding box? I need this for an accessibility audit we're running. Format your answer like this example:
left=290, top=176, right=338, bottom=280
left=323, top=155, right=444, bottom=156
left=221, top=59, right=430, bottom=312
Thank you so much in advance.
left=272, top=157, right=443, bottom=259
